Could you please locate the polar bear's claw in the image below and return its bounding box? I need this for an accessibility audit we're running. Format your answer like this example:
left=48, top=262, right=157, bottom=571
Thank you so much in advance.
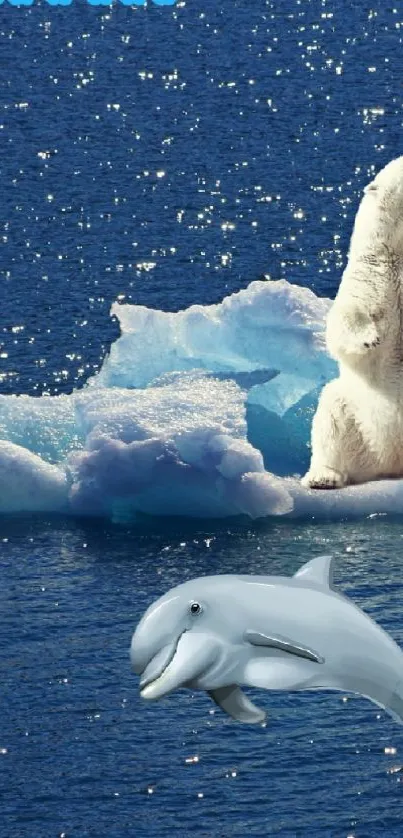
left=301, top=467, right=346, bottom=490
left=363, top=335, right=380, bottom=349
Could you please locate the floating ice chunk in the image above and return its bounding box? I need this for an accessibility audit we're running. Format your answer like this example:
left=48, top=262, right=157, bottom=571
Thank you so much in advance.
left=95, top=280, right=336, bottom=411
left=68, top=373, right=293, bottom=521
left=2, top=277, right=403, bottom=523
left=0, top=441, right=68, bottom=514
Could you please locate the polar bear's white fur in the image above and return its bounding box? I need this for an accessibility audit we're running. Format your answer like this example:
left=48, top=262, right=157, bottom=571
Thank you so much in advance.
left=302, top=156, right=403, bottom=489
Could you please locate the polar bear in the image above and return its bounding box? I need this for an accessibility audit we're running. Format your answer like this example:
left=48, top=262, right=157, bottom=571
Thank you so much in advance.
left=302, top=155, right=403, bottom=489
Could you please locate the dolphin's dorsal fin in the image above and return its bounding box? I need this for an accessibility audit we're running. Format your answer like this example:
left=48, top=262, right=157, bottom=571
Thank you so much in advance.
left=208, top=685, right=267, bottom=725
left=293, top=555, right=336, bottom=591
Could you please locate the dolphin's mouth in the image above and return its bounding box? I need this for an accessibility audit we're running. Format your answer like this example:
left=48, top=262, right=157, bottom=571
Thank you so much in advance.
left=138, top=634, right=183, bottom=699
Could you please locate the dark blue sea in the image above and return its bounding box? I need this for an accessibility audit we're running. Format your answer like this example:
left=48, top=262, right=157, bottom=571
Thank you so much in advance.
left=2, top=1, right=403, bottom=835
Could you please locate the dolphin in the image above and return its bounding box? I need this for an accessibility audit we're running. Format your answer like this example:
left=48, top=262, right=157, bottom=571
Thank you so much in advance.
left=130, top=556, right=403, bottom=725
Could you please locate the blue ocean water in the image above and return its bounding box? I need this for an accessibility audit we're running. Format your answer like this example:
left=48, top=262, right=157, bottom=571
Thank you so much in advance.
left=2, top=0, right=403, bottom=835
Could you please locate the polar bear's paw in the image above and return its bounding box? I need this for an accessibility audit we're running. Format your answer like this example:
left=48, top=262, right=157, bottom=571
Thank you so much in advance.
left=342, top=326, right=380, bottom=356
left=363, top=333, right=381, bottom=350
left=301, top=466, right=347, bottom=490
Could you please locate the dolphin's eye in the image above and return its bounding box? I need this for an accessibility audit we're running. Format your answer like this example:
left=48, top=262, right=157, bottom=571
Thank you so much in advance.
left=190, top=601, right=202, bottom=616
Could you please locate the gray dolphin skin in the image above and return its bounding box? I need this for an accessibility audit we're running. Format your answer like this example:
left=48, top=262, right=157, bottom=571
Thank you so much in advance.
left=130, top=556, right=403, bottom=725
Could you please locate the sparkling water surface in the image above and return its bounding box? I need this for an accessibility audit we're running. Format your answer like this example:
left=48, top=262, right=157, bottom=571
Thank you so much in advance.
left=2, top=0, right=403, bottom=835
left=2, top=517, right=403, bottom=837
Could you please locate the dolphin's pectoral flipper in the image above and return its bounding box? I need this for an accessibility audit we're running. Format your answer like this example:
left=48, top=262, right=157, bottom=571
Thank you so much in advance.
left=244, top=630, right=324, bottom=664
left=293, top=554, right=336, bottom=591
left=208, top=685, right=267, bottom=724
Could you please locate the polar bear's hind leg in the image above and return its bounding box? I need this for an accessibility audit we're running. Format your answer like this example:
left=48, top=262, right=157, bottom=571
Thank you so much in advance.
left=302, top=380, right=365, bottom=490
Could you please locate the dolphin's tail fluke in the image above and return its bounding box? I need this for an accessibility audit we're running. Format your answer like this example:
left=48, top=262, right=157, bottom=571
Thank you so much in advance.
left=383, top=681, right=403, bottom=725
left=342, top=677, right=403, bottom=725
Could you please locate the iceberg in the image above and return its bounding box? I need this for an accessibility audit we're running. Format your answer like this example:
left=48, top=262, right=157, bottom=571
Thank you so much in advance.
left=96, top=278, right=335, bottom=412
left=68, top=373, right=293, bottom=521
left=1, top=277, right=403, bottom=522
left=95, top=278, right=337, bottom=480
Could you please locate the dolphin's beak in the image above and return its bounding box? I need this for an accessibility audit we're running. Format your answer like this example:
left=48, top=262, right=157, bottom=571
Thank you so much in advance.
left=137, top=640, right=179, bottom=691
left=131, top=631, right=219, bottom=701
